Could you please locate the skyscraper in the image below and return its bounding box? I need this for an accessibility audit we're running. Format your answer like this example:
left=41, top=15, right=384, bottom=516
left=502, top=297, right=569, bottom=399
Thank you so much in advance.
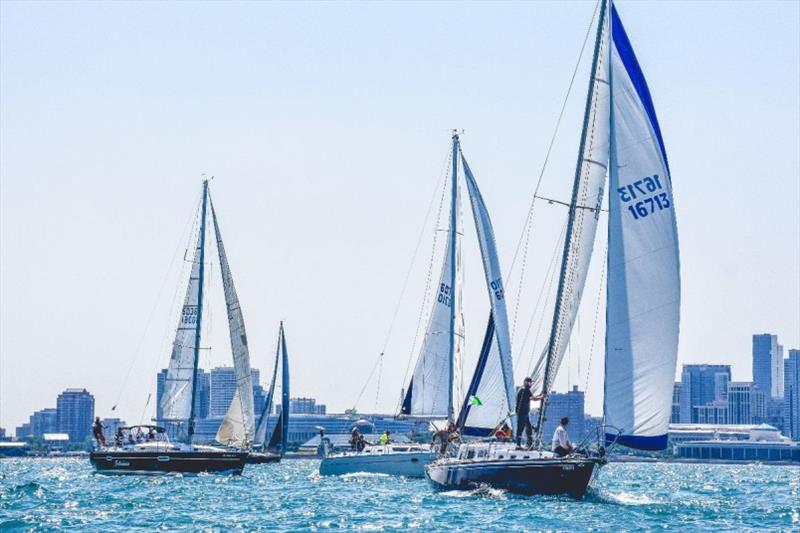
left=209, top=367, right=260, bottom=418
left=784, top=349, right=800, bottom=440
left=679, top=364, right=731, bottom=423
left=671, top=382, right=681, bottom=423
left=727, top=382, right=766, bottom=425
left=541, top=386, right=585, bottom=443
left=753, top=334, right=783, bottom=399
left=30, top=408, right=58, bottom=439
left=56, top=388, right=95, bottom=443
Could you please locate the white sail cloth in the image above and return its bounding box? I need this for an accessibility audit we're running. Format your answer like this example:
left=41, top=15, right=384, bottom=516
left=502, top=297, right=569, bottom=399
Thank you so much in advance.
left=160, top=213, right=204, bottom=426
left=254, top=329, right=282, bottom=447
left=603, top=4, right=680, bottom=450
left=457, top=155, right=516, bottom=435
left=541, top=14, right=611, bottom=396
left=211, top=200, right=256, bottom=448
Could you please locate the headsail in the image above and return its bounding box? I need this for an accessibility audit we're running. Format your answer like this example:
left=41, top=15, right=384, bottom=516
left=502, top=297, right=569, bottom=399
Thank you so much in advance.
left=456, top=152, right=516, bottom=436
left=254, top=327, right=281, bottom=447
left=211, top=198, right=256, bottom=448
left=537, top=0, right=610, bottom=433
left=401, top=135, right=462, bottom=420
left=267, top=323, right=290, bottom=454
left=603, top=3, right=680, bottom=450
left=161, top=182, right=209, bottom=441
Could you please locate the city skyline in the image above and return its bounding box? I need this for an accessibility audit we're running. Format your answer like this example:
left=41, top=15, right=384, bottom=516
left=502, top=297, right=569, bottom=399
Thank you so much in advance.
left=1, top=1, right=798, bottom=432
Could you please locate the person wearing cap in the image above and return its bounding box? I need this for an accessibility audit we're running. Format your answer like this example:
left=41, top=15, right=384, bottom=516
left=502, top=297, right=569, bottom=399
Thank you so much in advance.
left=515, top=377, right=541, bottom=448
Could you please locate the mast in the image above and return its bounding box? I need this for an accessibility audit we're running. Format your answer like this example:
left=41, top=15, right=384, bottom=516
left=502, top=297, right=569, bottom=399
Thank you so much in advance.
left=187, top=179, right=209, bottom=443
left=447, top=132, right=459, bottom=423
left=535, top=0, right=608, bottom=444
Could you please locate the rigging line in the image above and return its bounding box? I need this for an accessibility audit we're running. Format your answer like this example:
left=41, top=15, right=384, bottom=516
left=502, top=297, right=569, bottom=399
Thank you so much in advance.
left=507, top=0, right=601, bottom=347
left=112, top=188, right=203, bottom=413
left=584, top=241, right=608, bottom=394
left=352, top=353, right=383, bottom=411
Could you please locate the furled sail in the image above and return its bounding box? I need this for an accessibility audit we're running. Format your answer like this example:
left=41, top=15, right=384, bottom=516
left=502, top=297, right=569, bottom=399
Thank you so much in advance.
left=161, top=186, right=208, bottom=433
left=456, top=153, right=516, bottom=436
left=540, top=1, right=611, bottom=402
left=211, top=199, right=256, bottom=448
left=401, top=137, right=462, bottom=420
left=603, top=3, right=680, bottom=450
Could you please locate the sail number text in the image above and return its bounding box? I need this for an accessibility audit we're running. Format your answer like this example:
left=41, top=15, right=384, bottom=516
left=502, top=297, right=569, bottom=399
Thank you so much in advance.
left=181, top=305, right=199, bottom=325
left=617, top=174, right=671, bottom=220
left=490, top=279, right=504, bottom=301
left=438, top=284, right=452, bottom=307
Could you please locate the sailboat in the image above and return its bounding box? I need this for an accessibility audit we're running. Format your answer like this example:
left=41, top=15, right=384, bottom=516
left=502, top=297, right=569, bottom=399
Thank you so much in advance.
left=90, top=180, right=249, bottom=475
left=247, top=322, right=291, bottom=464
left=426, top=0, right=680, bottom=498
left=319, top=131, right=511, bottom=478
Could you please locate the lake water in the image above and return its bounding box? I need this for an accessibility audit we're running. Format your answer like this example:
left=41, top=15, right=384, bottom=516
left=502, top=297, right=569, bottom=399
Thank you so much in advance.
left=1, top=458, right=797, bottom=531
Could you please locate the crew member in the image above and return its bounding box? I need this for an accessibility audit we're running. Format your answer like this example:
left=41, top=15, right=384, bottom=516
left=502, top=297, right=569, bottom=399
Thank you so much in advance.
left=379, top=430, right=391, bottom=445
left=92, top=417, right=106, bottom=447
left=552, top=417, right=574, bottom=457
left=515, top=377, right=536, bottom=448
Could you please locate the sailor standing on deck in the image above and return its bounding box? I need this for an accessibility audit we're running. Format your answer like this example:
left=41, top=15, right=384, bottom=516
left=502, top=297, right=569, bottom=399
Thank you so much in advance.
left=515, top=377, right=542, bottom=448
left=92, top=417, right=106, bottom=448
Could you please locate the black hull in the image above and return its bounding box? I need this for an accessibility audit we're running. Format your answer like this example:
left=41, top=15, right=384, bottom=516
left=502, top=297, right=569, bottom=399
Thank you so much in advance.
left=246, top=452, right=281, bottom=464
left=425, top=458, right=602, bottom=499
left=90, top=450, right=247, bottom=475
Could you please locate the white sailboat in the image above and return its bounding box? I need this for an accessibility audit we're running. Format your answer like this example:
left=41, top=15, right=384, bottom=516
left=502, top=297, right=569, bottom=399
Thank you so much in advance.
left=319, top=132, right=512, bottom=477
left=90, top=179, right=250, bottom=475
left=426, top=0, right=681, bottom=498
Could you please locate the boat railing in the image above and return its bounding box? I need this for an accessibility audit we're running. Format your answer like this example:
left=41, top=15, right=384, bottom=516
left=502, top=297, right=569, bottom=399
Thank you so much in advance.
left=573, top=424, right=622, bottom=458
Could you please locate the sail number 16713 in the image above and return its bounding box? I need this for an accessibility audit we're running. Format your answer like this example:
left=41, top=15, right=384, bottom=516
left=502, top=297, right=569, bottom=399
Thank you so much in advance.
left=618, top=174, right=671, bottom=220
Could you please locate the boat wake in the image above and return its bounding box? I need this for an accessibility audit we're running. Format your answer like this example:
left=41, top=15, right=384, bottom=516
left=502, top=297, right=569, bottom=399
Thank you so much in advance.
left=439, top=485, right=507, bottom=500
left=340, top=472, right=391, bottom=480
left=588, top=489, right=660, bottom=506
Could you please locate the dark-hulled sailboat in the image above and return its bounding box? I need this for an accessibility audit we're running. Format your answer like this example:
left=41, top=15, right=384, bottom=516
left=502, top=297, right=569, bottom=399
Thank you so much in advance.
left=90, top=180, right=249, bottom=474
left=426, top=0, right=681, bottom=498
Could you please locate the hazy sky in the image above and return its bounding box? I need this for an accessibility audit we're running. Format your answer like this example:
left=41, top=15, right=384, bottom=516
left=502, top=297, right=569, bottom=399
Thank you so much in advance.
left=1, top=0, right=798, bottom=434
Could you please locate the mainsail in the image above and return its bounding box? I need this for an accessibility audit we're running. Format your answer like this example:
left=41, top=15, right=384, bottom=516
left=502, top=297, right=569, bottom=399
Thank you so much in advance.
left=401, top=135, right=462, bottom=420
left=161, top=182, right=209, bottom=440
left=536, top=0, right=610, bottom=432
left=603, top=3, right=680, bottom=450
left=211, top=199, right=256, bottom=448
left=456, top=152, right=516, bottom=436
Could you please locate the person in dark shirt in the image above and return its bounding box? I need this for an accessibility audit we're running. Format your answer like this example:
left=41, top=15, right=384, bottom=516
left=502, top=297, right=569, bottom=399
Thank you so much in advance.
left=515, top=377, right=542, bottom=448
left=92, top=417, right=106, bottom=447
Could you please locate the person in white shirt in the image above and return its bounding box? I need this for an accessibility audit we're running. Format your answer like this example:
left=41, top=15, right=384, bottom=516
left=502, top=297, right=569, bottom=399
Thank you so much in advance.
left=552, top=417, right=574, bottom=457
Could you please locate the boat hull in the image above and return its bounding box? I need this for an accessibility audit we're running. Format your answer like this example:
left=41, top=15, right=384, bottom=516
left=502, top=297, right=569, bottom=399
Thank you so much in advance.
left=425, top=457, right=602, bottom=499
left=319, top=450, right=433, bottom=478
left=246, top=451, right=281, bottom=464
left=89, top=450, right=247, bottom=475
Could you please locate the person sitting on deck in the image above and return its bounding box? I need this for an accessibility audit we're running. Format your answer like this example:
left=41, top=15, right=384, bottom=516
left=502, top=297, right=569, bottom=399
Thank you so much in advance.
left=432, top=422, right=460, bottom=455
left=92, top=417, right=106, bottom=447
left=349, top=428, right=361, bottom=451
left=552, top=417, right=574, bottom=457
left=379, top=430, right=391, bottom=445
left=357, top=434, right=367, bottom=452
left=495, top=423, right=512, bottom=442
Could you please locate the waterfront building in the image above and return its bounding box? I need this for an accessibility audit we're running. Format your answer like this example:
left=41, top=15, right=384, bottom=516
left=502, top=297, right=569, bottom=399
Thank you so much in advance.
left=276, top=397, right=327, bottom=415
left=15, top=422, right=31, bottom=439
left=540, top=386, right=586, bottom=442
left=679, top=364, right=731, bottom=423
left=674, top=424, right=799, bottom=462
left=671, top=382, right=681, bottom=423
left=727, top=382, right=766, bottom=425
left=0, top=427, right=7, bottom=441
left=752, top=334, right=783, bottom=399
left=56, top=388, right=94, bottom=443
left=30, top=408, right=58, bottom=439
left=694, top=400, right=728, bottom=425
left=784, top=349, right=800, bottom=440
left=209, top=367, right=261, bottom=418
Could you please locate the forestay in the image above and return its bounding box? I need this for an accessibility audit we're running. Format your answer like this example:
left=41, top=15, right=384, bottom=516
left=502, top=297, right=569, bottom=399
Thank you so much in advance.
left=211, top=199, right=255, bottom=448
left=457, top=154, right=516, bottom=436
left=603, top=3, right=680, bottom=450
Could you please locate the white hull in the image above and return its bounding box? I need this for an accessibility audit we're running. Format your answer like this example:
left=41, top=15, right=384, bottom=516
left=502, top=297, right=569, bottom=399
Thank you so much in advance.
left=319, top=446, right=434, bottom=478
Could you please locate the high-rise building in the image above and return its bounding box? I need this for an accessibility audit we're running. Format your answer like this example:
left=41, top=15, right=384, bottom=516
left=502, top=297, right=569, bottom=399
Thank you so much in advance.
left=753, top=334, right=783, bottom=399
left=784, top=349, right=800, bottom=440
left=209, top=367, right=260, bottom=418
left=671, top=382, right=681, bottom=423
left=541, top=386, right=586, bottom=444
left=694, top=400, right=728, bottom=424
left=276, top=397, right=327, bottom=415
left=56, top=388, right=95, bottom=443
left=679, top=364, right=731, bottom=423
left=15, top=422, right=31, bottom=439
left=727, top=382, right=766, bottom=425
left=30, top=408, right=58, bottom=439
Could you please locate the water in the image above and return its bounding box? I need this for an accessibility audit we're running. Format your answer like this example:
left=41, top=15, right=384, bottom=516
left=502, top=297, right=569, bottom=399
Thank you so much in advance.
left=1, top=458, right=798, bottom=531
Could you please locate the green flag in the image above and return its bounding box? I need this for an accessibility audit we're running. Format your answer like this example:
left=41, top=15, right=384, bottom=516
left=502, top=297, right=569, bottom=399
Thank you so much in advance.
left=470, top=395, right=482, bottom=406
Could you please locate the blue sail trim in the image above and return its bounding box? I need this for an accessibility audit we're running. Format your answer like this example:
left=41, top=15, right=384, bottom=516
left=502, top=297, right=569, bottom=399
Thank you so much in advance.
left=400, top=379, right=413, bottom=415
left=611, top=4, right=670, bottom=177
left=606, top=432, right=668, bottom=451
left=462, top=425, right=494, bottom=437
left=456, top=314, right=495, bottom=432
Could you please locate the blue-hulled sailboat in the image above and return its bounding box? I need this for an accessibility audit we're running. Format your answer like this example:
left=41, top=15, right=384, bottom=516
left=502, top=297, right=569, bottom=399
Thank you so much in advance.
left=425, top=0, right=681, bottom=498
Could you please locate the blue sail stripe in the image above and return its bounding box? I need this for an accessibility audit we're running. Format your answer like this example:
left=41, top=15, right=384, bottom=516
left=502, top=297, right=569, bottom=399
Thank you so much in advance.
left=606, top=432, right=668, bottom=451
left=611, top=4, right=671, bottom=177
left=456, top=314, right=495, bottom=432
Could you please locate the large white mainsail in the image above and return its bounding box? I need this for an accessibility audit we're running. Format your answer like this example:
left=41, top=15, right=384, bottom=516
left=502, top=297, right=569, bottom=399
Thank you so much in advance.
left=401, top=135, right=462, bottom=419
left=537, top=2, right=610, bottom=428
left=457, top=153, right=516, bottom=435
left=603, top=3, right=680, bottom=450
left=211, top=199, right=256, bottom=448
left=160, top=186, right=208, bottom=436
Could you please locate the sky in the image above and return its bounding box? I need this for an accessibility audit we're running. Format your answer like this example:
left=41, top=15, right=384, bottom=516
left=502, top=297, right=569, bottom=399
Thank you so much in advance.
left=1, top=0, right=798, bottom=434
